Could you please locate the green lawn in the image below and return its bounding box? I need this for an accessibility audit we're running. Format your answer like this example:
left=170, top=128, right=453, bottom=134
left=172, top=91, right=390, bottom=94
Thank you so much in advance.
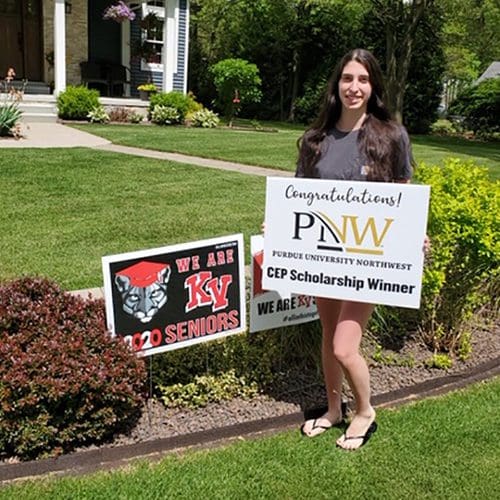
left=0, top=148, right=265, bottom=290
left=73, top=123, right=500, bottom=178
left=411, top=134, right=500, bottom=179
left=1, top=378, right=499, bottom=499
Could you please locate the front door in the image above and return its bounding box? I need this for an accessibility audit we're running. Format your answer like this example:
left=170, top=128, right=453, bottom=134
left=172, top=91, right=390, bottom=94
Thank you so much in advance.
left=0, top=0, right=43, bottom=80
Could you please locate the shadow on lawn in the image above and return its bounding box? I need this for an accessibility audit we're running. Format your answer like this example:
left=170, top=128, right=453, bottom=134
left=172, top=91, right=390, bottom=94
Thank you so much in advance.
left=411, top=135, right=500, bottom=165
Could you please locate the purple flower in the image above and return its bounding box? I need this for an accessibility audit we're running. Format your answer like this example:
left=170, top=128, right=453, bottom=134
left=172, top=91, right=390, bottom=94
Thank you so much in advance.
left=103, top=1, right=136, bottom=22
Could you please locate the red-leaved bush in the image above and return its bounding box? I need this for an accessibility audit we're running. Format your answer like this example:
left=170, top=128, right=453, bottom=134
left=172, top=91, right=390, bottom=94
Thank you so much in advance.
left=0, top=277, right=147, bottom=461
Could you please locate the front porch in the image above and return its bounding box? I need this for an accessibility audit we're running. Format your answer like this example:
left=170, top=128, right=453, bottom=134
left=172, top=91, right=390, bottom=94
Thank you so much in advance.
left=0, top=1, right=189, bottom=98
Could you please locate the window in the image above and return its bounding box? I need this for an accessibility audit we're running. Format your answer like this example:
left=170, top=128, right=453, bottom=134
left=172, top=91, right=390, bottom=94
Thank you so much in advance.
left=140, top=1, right=165, bottom=71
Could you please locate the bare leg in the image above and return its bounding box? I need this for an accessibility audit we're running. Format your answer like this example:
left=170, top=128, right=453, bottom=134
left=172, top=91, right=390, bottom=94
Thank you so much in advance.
left=318, top=298, right=344, bottom=418
left=301, top=298, right=344, bottom=436
left=333, top=301, right=376, bottom=450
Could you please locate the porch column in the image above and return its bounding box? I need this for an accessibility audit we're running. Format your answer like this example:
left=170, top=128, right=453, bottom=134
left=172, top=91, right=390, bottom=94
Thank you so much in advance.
left=54, top=0, right=67, bottom=95
left=162, top=0, right=177, bottom=92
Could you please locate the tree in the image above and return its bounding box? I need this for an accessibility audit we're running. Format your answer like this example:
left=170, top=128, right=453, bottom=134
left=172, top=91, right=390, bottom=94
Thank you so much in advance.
left=370, top=0, right=435, bottom=123
left=449, top=77, right=500, bottom=136
left=402, top=14, right=446, bottom=133
left=362, top=1, right=445, bottom=131
left=189, top=0, right=297, bottom=119
left=439, top=0, right=500, bottom=108
left=189, top=0, right=370, bottom=121
left=287, top=0, right=369, bottom=121
left=189, top=0, right=450, bottom=126
left=210, top=58, right=262, bottom=126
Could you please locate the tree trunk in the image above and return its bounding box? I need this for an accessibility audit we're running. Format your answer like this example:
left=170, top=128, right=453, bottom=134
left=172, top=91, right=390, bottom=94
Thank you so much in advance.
left=288, top=48, right=300, bottom=122
left=385, top=17, right=399, bottom=120
left=376, top=0, right=432, bottom=123
left=280, top=77, right=285, bottom=122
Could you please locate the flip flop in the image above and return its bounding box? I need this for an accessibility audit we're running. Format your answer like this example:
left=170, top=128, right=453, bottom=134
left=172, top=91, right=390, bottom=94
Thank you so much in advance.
left=337, top=421, right=378, bottom=450
left=300, top=402, right=348, bottom=437
left=300, top=417, right=335, bottom=437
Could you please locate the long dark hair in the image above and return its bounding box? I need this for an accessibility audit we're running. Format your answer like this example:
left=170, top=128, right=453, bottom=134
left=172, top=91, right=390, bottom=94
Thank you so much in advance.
left=298, top=48, right=407, bottom=181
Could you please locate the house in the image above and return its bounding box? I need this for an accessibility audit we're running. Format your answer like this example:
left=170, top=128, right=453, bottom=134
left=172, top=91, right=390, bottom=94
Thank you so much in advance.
left=0, top=0, right=189, bottom=97
left=476, top=61, right=500, bottom=84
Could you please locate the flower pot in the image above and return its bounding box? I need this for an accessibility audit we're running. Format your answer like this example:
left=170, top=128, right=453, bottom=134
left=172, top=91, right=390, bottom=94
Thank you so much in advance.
left=139, top=90, right=151, bottom=101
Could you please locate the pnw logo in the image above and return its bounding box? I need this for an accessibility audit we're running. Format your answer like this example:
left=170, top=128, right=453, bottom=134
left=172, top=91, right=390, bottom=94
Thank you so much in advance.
left=293, top=211, right=394, bottom=255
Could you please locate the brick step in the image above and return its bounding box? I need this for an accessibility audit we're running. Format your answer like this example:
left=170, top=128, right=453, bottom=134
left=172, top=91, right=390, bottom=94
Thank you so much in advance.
left=18, top=102, right=57, bottom=113
left=22, top=94, right=56, bottom=103
left=17, top=101, right=58, bottom=123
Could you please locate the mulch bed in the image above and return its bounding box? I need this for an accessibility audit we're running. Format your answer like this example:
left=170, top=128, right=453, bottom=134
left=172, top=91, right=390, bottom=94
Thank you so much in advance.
left=105, top=323, right=500, bottom=449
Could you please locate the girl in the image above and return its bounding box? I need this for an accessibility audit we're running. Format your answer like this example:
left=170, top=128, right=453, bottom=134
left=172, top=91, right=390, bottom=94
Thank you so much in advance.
left=297, top=48, right=415, bottom=450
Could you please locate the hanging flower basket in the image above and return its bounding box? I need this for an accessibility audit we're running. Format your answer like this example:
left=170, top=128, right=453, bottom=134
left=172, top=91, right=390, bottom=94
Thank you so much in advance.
left=103, top=1, right=136, bottom=23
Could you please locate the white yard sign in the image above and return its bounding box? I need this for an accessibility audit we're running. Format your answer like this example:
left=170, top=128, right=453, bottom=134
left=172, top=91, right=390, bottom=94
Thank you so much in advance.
left=250, top=235, right=318, bottom=333
left=262, top=178, right=430, bottom=309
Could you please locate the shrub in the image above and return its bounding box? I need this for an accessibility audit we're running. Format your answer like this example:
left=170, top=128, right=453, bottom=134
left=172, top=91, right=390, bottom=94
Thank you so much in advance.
left=148, top=91, right=199, bottom=123
left=57, top=85, right=100, bottom=120
left=129, top=111, right=144, bottom=124
left=210, top=58, right=262, bottom=125
left=424, top=353, right=453, bottom=370
left=293, top=78, right=327, bottom=124
left=158, top=370, right=259, bottom=409
left=151, top=105, right=181, bottom=125
left=106, top=107, right=144, bottom=124
left=0, top=277, right=147, bottom=461
left=186, top=91, right=204, bottom=114
left=448, top=78, right=500, bottom=137
left=108, top=106, right=133, bottom=122
left=149, top=320, right=324, bottom=410
left=0, top=101, right=23, bottom=137
left=191, top=108, right=220, bottom=128
left=87, top=105, right=109, bottom=123
left=413, top=160, right=499, bottom=354
left=151, top=331, right=281, bottom=392
left=430, top=119, right=459, bottom=136
left=369, top=160, right=499, bottom=357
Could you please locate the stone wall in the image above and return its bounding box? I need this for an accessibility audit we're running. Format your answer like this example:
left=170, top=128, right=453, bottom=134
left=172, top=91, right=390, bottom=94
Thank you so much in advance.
left=43, top=0, right=88, bottom=86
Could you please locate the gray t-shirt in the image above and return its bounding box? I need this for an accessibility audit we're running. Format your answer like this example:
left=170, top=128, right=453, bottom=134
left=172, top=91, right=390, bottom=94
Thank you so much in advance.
left=295, top=127, right=413, bottom=181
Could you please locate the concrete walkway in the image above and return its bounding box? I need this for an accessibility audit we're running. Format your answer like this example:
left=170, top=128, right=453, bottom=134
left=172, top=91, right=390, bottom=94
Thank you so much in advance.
left=0, top=122, right=111, bottom=148
left=96, top=143, right=293, bottom=177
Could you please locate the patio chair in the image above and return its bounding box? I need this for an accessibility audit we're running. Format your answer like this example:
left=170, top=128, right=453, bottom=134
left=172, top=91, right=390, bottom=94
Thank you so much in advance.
left=80, top=61, right=109, bottom=96
left=107, top=63, right=131, bottom=97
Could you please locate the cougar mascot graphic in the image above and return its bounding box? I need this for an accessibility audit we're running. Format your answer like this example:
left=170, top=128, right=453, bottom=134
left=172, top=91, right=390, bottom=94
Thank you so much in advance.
left=115, top=261, right=171, bottom=323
